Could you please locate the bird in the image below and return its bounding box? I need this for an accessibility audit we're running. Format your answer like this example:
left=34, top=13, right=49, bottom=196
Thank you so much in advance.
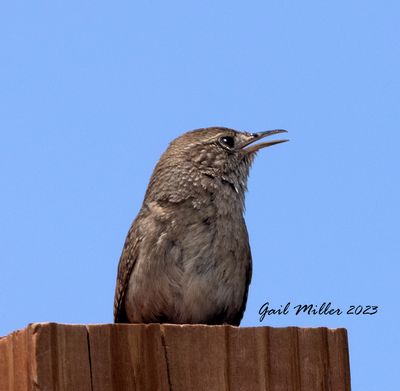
left=114, top=127, right=288, bottom=326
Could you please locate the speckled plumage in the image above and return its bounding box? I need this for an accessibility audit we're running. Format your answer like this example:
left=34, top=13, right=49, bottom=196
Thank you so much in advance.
left=114, top=127, right=288, bottom=325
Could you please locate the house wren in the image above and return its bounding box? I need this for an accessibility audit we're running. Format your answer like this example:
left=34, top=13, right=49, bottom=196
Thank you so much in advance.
left=114, top=127, right=288, bottom=325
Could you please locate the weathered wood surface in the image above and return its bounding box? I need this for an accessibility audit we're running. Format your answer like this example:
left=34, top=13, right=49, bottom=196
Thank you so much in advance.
left=0, top=323, right=351, bottom=391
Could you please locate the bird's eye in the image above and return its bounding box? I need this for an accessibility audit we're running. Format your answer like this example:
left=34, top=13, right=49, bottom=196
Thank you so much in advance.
left=219, top=136, right=235, bottom=149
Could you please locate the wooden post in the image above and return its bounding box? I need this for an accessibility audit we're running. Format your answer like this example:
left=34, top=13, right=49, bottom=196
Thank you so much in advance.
left=0, top=323, right=350, bottom=391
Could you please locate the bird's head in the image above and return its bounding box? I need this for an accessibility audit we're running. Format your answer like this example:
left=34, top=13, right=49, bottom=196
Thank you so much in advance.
left=145, top=127, right=288, bottom=203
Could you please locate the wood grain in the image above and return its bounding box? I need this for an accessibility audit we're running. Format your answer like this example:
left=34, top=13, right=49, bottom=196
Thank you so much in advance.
left=0, top=323, right=351, bottom=391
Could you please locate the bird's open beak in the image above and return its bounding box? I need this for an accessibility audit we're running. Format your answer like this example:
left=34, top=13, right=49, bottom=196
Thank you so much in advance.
left=241, top=129, right=289, bottom=154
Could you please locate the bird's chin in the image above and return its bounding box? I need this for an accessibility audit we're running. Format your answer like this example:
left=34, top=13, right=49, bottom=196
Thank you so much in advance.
left=242, top=152, right=256, bottom=166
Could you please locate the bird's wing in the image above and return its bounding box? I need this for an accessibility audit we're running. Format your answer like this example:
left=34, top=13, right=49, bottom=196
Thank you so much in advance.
left=113, top=223, right=141, bottom=323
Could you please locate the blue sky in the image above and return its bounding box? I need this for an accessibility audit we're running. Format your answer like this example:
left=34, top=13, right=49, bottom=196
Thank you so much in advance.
left=1, top=1, right=399, bottom=389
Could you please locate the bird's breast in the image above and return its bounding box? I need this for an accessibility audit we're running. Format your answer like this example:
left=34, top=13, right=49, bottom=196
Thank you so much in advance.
left=127, top=197, right=250, bottom=323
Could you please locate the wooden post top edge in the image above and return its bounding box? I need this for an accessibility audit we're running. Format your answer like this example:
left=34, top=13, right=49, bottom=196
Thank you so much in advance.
left=2, top=322, right=349, bottom=338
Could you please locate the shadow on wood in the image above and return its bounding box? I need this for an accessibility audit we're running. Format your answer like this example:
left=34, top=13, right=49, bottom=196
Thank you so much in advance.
left=0, top=323, right=350, bottom=391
